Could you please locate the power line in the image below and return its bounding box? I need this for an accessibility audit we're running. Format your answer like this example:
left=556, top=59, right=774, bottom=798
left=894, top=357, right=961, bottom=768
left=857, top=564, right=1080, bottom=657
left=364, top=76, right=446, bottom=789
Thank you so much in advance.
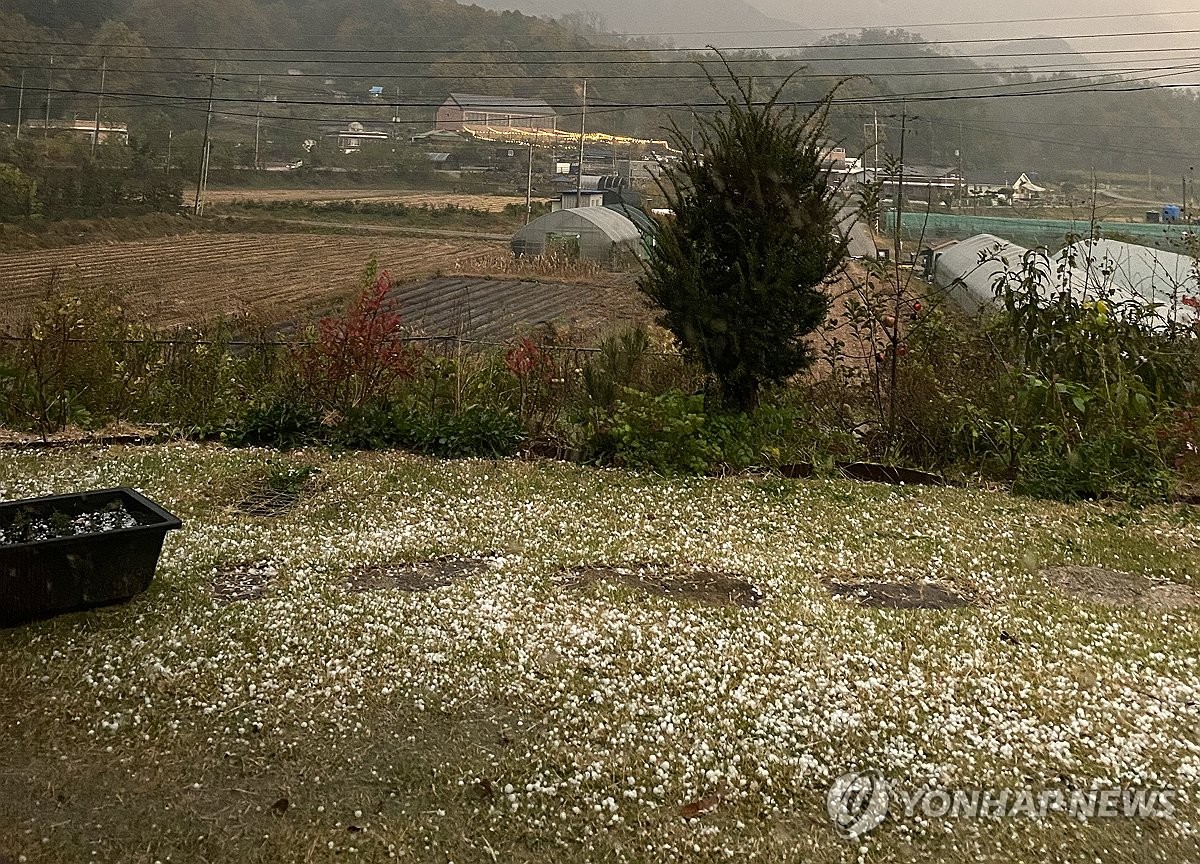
left=3, top=25, right=1200, bottom=54
left=5, top=53, right=1200, bottom=81
left=3, top=44, right=1198, bottom=68
left=6, top=67, right=1195, bottom=124
left=4, top=66, right=1195, bottom=86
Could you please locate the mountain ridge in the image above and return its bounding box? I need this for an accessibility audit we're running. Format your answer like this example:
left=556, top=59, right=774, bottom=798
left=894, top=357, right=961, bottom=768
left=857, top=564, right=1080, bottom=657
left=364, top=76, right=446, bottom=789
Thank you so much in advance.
left=463, top=0, right=817, bottom=48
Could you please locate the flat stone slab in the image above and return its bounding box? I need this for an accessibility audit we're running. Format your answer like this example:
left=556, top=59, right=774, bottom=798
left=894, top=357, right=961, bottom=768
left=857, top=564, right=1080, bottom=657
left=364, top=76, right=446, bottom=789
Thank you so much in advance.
left=561, top=563, right=763, bottom=608
left=344, top=557, right=494, bottom=593
left=1042, top=565, right=1200, bottom=611
left=828, top=580, right=974, bottom=610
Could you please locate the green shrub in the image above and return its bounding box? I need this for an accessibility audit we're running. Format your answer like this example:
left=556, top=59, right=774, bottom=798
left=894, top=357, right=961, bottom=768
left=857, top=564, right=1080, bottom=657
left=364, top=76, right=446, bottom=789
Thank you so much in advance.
left=403, top=405, right=524, bottom=459
left=335, top=402, right=524, bottom=459
left=1013, top=428, right=1170, bottom=504
left=334, top=402, right=398, bottom=450
left=225, top=396, right=322, bottom=450
left=747, top=397, right=859, bottom=467
left=600, top=389, right=755, bottom=475
left=2, top=285, right=156, bottom=435
left=135, top=326, right=251, bottom=436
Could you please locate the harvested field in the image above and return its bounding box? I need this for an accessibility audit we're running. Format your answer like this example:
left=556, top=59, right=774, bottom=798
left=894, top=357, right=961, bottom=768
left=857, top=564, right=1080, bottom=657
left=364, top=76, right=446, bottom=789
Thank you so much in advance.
left=1, top=232, right=505, bottom=328
left=206, top=188, right=529, bottom=211
left=376, top=276, right=648, bottom=342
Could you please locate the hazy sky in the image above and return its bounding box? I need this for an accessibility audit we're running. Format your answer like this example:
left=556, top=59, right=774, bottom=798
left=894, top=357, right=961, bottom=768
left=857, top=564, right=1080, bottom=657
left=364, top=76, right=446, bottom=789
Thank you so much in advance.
left=756, top=0, right=1200, bottom=36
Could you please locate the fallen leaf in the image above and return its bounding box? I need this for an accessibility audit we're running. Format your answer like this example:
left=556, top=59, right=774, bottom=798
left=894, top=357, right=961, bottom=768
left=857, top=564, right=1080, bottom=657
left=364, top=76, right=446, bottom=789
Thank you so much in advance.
left=679, top=793, right=721, bottom=819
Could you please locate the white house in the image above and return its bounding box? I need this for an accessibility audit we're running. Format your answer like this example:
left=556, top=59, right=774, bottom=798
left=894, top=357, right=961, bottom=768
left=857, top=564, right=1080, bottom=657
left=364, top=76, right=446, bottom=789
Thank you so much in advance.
left=331, top=122, right=390, bottom=155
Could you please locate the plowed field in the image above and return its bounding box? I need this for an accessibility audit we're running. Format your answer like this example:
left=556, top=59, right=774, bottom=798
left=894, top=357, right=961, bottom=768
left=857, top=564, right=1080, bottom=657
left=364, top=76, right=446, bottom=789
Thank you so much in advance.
left=1, top=233, right=504, bottom=328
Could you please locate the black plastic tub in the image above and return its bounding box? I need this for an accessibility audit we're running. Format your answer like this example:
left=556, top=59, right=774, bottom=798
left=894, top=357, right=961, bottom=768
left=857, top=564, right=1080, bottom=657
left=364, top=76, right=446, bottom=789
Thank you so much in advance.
left=0, top=488, right=182, bottom=627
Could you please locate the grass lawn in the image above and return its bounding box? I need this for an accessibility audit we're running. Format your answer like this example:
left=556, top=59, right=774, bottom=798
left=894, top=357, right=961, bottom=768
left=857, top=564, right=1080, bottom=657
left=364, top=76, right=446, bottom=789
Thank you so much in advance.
left=1, top=445, right=1198, bottom=863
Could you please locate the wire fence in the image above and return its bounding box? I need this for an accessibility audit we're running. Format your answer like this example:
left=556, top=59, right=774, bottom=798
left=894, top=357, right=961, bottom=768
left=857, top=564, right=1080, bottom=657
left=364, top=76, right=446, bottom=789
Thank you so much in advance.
left=0, top=331, right=680, bottom=357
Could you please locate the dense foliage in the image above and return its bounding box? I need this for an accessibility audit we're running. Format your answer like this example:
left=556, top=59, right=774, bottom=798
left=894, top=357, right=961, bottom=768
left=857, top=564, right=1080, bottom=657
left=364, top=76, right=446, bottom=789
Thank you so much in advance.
left=641, top=78, right=844, bottom=410
left=0, top=137, right=182, bottom=221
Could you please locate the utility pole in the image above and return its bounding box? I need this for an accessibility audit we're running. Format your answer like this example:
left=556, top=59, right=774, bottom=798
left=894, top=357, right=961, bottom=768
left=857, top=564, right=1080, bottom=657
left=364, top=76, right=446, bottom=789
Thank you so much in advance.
left=886, top=103, right=908, bottom=452
left=957, top=121, right=964, bottom=211
left=166, top=129, right=173, bottom=174
left=254, top=74, right=262, bottom=171
left=15, top=69, right=24, bottom=140
left=91, top=55, right=107, bottom=159
left=525, top=138, right=534, bottom=224
left=43, top=55, right=54, bottom=138
left=873, top=109, right=880, bottom=175
left=576, top=79, right=587, bottom=208
left=194, top=65, right=216, bottom=216
left=893, top=107, right=907, bottom=266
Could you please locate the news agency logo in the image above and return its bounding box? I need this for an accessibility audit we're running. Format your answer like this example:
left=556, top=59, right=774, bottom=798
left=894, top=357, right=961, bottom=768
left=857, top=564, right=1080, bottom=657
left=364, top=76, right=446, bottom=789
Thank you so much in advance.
left=826, top=772, right=1174, bottom=839
left=826, top=772, right=890, bottom=838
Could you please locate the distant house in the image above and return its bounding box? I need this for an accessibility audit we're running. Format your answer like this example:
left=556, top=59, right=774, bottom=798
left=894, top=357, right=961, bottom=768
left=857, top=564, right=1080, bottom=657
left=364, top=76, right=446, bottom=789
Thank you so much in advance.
left=331, top=122, right=390, bottom=155
left=553, top=190, right=606, bottom=210
left=426, top=152, right=459, bottom=169
left=967, top=177, right=1011, bottom=197
left=619, top=159, right=664, bottom=183
left=968, top=173, right=1047, bottom=201
left=436, top=93, right=557, bottom=132
left=819, top=141, right=848, bottom=167
left=26, top=119, right=128, bottom=145
left=1012, top=172, right=1047, bottom=201
left=881, top=165, right=963, bottom=189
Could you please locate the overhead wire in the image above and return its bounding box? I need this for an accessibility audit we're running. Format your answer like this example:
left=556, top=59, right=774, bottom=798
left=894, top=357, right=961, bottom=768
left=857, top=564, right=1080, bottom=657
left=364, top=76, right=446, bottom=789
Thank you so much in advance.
left=5, top=52, right=1200, bottom=81
left=2, top=24, right=1200, bottom=54
left=6, top=59, right=1196, bottom=113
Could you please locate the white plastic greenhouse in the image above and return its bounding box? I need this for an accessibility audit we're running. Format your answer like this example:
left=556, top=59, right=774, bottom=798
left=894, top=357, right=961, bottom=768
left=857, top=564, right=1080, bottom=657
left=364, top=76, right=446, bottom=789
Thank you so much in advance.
left=927, top=233, right=1030, bottom=313
left=1060, top=238, right=1199, bottom=327
left=926, top=234, right=1198, bottom=327
left=511, top=207, right=643, bottom=265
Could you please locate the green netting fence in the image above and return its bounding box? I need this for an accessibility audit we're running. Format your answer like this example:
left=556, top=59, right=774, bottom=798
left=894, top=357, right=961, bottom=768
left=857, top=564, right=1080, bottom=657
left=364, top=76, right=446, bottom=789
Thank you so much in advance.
left=883, top=210, right=1194, bottom=251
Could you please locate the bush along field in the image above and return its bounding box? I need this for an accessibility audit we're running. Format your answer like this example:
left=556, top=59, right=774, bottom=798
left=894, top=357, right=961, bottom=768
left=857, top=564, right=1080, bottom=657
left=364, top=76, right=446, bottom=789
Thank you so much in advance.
left=1, top=248, right=1200, bottom=502
left=1, top=444, right=1199, bottom=863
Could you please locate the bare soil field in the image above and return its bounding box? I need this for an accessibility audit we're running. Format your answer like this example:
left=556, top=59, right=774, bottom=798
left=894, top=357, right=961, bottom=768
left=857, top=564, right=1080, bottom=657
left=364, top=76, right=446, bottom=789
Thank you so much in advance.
left=379, top=276, right=649, bottom=343
left=1, top=232, right=505, bottom=329
left=206, top=188, right=529, bottom=211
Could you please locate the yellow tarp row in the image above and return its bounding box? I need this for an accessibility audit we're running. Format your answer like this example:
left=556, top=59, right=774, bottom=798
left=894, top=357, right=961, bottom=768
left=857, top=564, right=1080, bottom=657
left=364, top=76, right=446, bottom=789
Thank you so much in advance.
left=461, top=124, right=677, bottom=153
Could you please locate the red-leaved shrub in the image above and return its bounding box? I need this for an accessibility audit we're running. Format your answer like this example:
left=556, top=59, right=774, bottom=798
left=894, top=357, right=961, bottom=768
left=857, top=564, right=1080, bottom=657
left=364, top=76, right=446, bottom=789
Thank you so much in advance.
left=294, top=271, right=421, bottom=412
